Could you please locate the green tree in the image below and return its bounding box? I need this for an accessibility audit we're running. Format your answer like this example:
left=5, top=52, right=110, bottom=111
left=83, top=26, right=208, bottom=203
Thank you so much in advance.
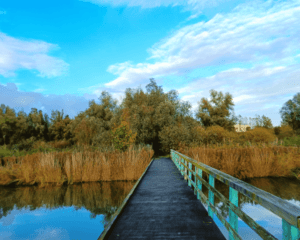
left=118, top=79, right=189, bottom=155
left=48, top=109, right=73, bottom=142
left=25, top=108, right=49, bottom=142
left=110, top=108, right=137, bottom=152
left=0, top=105, right=17, bottom=145
left=250, top=114, right=273, bottom=129
left=67, top=91, right=120, bottom=148
left=280, top=92, right=300, bottom=135
left=195, top=89, right=238, bottom=131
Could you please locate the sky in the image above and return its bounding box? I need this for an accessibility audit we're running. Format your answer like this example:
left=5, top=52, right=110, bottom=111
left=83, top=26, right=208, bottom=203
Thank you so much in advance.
left=0, top=0, right=300, bottom=127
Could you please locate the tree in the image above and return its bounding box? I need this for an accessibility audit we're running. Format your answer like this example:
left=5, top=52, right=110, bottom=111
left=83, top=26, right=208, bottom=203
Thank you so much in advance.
left=236, top=114, right=273, bottom=130
left=26, top=108, right=49, bottom=142
left=110, top=108, right=137, bottom=152
left=251, top=114, right=273, bottom=129
left=66, top=91, right=121, bottom=148
left=195, top=89, right=238, bottom=131
left=274, top=126, right=281, bottom=136
left=48, top=109, right=73, bottom=142
left=280, top=93, right=300, bottom=135
left=117, top=78, right=195, bottom=155
left=237, top=115, right=245, bottom=125
left=0, top=105, right=17, bottom=145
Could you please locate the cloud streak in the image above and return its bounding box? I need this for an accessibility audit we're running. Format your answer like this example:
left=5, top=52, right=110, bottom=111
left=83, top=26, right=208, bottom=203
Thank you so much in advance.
left=105, top=0, right=300, bottom=89
left=80, top=0, right=230, bottom=20
left=0, top=33, right=69, bottom=78
left=96, top=0, right=300, bottom=126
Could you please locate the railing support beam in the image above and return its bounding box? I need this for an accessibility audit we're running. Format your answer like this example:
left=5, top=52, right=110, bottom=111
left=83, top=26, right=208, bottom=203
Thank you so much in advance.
left=282, top=218, right=300, bottom=240
left=229, top=187, right=239, bottom=240
left=208, top=175, right=215, bottom=219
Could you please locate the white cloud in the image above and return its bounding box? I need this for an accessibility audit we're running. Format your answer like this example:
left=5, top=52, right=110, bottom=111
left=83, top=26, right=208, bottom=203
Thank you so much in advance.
left=80, top=0, right=222, bottom=11
left=104, top=0, right=300, bottom=90
left=80, top=0, right=240, bottom=23
left=233, top=94, right=256, bottom=104
left=0, top=32, right=69, bottom=78
left=98, top=0, right=300, bottom=127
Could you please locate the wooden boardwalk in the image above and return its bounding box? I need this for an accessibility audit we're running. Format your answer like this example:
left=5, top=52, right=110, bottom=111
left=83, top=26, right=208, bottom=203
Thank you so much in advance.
left=103, top=158, right=226, bottom=240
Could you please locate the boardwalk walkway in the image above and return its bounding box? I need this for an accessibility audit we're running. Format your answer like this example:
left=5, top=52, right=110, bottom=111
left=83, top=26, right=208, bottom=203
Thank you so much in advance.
left=104, top=158, right=226, bottom=240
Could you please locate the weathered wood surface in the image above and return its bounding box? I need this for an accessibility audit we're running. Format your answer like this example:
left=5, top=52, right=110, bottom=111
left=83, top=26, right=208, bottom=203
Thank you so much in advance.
left=104, top=158, right=226, bottom=240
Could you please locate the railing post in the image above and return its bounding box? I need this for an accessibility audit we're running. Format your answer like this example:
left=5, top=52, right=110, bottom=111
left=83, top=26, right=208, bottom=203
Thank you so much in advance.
left=229, top=187, right=239, bottom=240
left=188, top=162, right=192, bottom=187
left=184, top=159, right=188, bottom=181
left=173, top=153, right=177, bottom=168
left=282, top=218, right=300, bottom=240
left=181, top=158, right=184, bottom=176
left=208, top=175, right=215, bottom=219
left=193, top=165, right=197, bottom=195
left=196, top=167, right=202, bottom=200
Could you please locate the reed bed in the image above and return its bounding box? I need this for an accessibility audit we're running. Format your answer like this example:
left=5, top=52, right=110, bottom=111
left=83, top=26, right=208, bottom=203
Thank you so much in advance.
left=0, top=144, right=154, bottom=186
left=177, top=143, right=300, bottom=181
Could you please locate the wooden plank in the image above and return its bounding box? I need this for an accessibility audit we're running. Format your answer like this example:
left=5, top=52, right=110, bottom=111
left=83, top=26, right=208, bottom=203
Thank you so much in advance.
left=171, top=149, right=300, bottom=230
left=103, top=158, right=226, bottom=239
left=97, top=157, right=155, bottom=240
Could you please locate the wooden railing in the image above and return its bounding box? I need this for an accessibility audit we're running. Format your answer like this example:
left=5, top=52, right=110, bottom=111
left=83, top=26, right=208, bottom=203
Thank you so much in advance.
left=171, top=149, right=300, bottom=240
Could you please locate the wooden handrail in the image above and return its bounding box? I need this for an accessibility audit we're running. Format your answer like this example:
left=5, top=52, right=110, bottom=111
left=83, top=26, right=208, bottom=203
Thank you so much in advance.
left=171, top=149, right=300, bottom=240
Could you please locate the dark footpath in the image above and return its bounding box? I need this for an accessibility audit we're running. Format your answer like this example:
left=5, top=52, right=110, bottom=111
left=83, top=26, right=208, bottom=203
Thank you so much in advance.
left=104, top=158, right=226, bottom=240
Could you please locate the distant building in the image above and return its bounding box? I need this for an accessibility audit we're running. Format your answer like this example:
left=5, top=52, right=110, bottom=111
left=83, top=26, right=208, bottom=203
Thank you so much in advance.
left=234, top=124, right=250, bottom=132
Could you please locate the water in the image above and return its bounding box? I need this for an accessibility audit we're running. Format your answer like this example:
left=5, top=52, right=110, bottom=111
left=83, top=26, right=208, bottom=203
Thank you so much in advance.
left=0, top=181, right=136, bottom=240
left=0, top=176, right=300, bottom=239
left=197, top=177, right=300, bottom=240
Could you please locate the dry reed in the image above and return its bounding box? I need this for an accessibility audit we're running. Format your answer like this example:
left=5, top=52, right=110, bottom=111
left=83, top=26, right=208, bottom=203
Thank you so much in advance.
left=0, top=144, right=154, bottom=186
left=179, top=143, right=300, bottom=181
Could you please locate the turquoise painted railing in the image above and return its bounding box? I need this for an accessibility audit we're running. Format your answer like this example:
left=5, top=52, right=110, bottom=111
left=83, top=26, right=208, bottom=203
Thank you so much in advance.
left=171, top=149, right=300, bottom=240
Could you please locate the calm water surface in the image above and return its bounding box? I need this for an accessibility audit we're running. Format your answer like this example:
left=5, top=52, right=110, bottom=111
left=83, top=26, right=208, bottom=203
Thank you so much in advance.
left=0, top=176, right=300, bottom=239
left=198, top=176, right=300, bottom=240
left=0, top=181, right=136, bottom=240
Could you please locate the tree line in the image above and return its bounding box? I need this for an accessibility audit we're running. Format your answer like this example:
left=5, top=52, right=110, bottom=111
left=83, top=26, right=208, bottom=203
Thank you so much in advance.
left=0, top=78, right=299, bottom=155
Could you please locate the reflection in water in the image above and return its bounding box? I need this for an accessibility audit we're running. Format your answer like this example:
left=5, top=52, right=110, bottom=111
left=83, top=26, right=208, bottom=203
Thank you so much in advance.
left=0, top=181, right=136, bottom=240
left=193, top=177, right=300, bottom=240
left=0, top=176, right=300, bottom=240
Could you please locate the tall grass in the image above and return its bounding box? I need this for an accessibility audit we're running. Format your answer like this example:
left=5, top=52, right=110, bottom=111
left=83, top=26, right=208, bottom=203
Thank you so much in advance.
left=177, top=142, right=300, bottom=181
left=1, top=135, right=300, bottom=187
left=0, top=144, right=154, bottom=187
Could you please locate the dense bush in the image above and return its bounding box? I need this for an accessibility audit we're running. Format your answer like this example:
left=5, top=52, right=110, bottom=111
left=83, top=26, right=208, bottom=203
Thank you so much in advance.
left=282, top=135, right=300, bottom=146
left=278, top=125, right=295, bottom=140
left=8, top=137, right=36, bottom=152
left=241, top=127, right=276, bottom=144
left=159, top=122, right=192, bottom=153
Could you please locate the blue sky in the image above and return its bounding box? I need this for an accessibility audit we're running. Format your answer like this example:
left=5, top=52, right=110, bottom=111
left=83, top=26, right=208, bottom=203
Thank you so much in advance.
left=0, top=0, right=300, bottom=127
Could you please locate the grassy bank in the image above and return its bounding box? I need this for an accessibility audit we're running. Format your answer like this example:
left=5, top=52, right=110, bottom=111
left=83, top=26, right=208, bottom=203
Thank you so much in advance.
left=0, top=144, right=154, bottom=187
left=177, top=142, right=300, bottom=181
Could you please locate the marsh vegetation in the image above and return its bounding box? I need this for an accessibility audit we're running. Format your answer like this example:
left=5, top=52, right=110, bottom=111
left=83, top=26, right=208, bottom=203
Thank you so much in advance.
left=0, top=78, right=299, bottom=186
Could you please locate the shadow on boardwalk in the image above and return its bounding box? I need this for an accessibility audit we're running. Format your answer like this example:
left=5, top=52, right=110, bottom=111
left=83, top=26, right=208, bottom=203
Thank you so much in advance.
left=104, top=158, right=226, bottom=240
